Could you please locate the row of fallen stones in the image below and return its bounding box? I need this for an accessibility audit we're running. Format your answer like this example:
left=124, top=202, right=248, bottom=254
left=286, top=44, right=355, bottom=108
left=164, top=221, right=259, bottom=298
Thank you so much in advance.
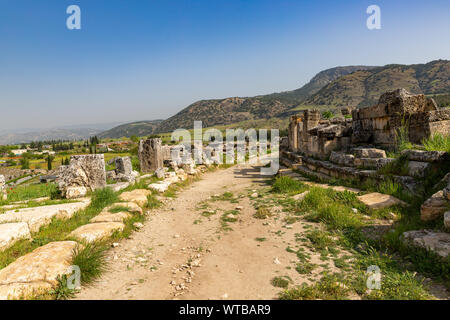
left=279, top=164, right=450, bottom=258
left=0, top=188, right=149, bottom=300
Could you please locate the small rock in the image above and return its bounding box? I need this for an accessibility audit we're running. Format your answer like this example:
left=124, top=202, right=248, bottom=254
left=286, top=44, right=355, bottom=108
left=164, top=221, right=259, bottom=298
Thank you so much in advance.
left=273, top=257, right=281, bottom=265
left=174, top=234, right=180, bottom=239
left=221, top=293, right=229, bottom=299
left=133, top=222, right=144, bottom=229
left=251, top=193, right=258, bottom=198
left=352, top=208, right=358, bottom=213
left=112, top=242, right=120, bottom=248
left=235, top=206, right=244, bottom=210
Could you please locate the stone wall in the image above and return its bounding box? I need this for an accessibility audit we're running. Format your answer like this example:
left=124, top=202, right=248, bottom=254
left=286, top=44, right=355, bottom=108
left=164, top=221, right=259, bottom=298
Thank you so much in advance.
left=288, top=110, right=352, bottom=159
left=352, top=88, right=450, bottom=146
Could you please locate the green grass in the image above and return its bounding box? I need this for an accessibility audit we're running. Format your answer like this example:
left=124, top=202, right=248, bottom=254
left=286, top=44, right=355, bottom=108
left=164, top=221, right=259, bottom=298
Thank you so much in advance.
left=271, top=276, right=291, bottom=288
left=253, top=207, right=272, bottom=219
left=0, top=187, right=118, bottom=270
left=71, top=242, right=109, bottom=285
left=271, top=176, right=307, bottom=194
left=422, top=133, right=450, bottom=153
left=0, top=183, right=58, bottom=204
left=146, top=193, right=162, bottom=209
left=279, top=275, right=350, bottom=300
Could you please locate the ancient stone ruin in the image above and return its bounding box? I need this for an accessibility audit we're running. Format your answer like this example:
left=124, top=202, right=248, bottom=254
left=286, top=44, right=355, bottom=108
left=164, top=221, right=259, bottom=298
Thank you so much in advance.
left=106, top=156, right=139, bottom=184
left=138, top=138, right=164, bottom=173
left=56, top=154, right=107, bottom=199
left=352, top=88, right=450, bottom=146
left=282, top=88, right=450, bottom=258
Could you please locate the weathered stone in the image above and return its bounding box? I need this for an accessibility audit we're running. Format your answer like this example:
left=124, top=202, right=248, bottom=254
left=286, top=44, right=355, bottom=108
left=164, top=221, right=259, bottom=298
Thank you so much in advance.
left=56, top=154, right=106, bottom=198
left=402, top=230, right=450, bottom=258
left=420, top=190, right=448, bottom=221
left=148, top=182, right=170, bottom=193
left=119, top=189, right=151, bottom=207
left=0, top=175, right=6, bottom=201
left=0, top=223, right=31, bottom=252
left=353, top=148, right=386, bottom=159
left=107, top=182, right=130, bottom=192
left=0, top=241, right=80, bottom=300
left=90, top=211, right=131, bottom=223
left=292, top=191, right=309, bottom=201
left=407, top=161, right=430, bottom=178
left=0, top=200, right=91, bottom=233
left=65, top=186, right=88, bottom=199
left=115, top=157, right=132, bottom=176
left=401, top=150, right=449, bottom=163
left=329, top=152, right=355, bottom=166
left=357, top=192, right=407, bottom=209
left=155, top=168, right=165, bottom=179
left=106, top=202, right=143, bottom=215
left=106, top=170, right=117, bottom=180
left=138, top=138, right=163, bottom=173
left=444, top=211, right=450, bottom=230
left=69, top=222, right=125, bottom=243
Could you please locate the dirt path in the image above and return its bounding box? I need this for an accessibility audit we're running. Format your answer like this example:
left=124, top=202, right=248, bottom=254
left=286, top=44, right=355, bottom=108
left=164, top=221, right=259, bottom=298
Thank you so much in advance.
left=74, top=162, right=313, bottom=300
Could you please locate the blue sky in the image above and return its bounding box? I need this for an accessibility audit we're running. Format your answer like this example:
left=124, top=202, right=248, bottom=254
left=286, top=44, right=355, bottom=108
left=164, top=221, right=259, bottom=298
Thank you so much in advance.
left=0, top=0, right=449, bottom=131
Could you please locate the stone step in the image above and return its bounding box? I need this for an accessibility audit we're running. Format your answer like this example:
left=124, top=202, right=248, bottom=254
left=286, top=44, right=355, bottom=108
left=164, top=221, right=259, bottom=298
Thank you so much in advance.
left=295, top=165, right=332, bottom=181
left=402, top=230, right=449, bottom=258
left=0, top=241, right=80, bottom=300
left=119, top=189, right=151, bottom=207
left=357, top=192, right=408, bottom=209
left=0, top=223, right=31, bottom=252
left=0, top=199, right=91, bottom=233
left=69, top=222, right=125, bottom=243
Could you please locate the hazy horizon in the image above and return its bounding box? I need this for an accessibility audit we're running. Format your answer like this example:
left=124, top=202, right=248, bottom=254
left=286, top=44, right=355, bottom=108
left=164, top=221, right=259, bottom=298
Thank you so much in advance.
left=1, top=0, right=449, bottom=131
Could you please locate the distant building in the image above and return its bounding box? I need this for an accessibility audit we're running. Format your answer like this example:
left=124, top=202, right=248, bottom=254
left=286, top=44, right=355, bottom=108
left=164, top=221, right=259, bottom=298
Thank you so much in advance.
left=11, top=149, right=28, bottom=156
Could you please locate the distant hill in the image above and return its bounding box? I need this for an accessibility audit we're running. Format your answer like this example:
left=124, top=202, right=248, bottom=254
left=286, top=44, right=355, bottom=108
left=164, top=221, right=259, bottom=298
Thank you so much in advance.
left=260, top=65, right=377, bottom=103
left=100, top=59, right=449, bottom=137
left=98, top=120, right=164, bottom=139
left=152, top=65, right=377, bottom=133
left=0, top=128, right=101, bottom=145
left=305, top=60, right=450, bottom=107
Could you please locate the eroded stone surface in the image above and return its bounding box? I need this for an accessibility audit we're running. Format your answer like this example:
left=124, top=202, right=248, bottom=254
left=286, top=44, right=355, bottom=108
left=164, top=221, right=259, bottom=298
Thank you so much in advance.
left=402, top=150, right=449, bottom=163
left=402, top=230, right=450, bottom=258
left=90, top=211, right=131, bottom=223
left=0, top=241, right=80, bottom=300
left=106, top=202, right=143, bottom=215
left=139, top=138, right=163, bottom=173
left=421, top=190, right=448, bottom=221
left=444, top=211, right=450, bottom=230
left=353, top=148, right=386, bottom=159
left=56, top=154, right=106, bottom=198
left=119, top=189, right=151, bottom=207
left=0, top=199, right=91, bottom=233
left=407, top=161, right=430, bottom=178
left=0, top=223, right=31, bottom=252
left=69, top=222, right=125, bottom=243
left=357, top=192, right=407, bottom=209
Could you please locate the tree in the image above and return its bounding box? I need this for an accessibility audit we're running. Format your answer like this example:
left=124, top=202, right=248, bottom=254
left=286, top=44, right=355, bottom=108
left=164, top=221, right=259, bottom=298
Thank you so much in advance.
left=47, top=154, right=54, bottom=170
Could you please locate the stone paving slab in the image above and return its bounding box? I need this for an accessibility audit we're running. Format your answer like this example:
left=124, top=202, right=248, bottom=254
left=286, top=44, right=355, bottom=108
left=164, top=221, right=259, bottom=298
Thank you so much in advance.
left=0, top=199, right=91, bottom=233
left=357, top=192, right=407, bottom=209
left=0, top=241, right=80, bottom=300
left=105, top=202, right=143, bottom=215
left=90, top=211, right=131, bottom=223
left=69, top=222, right=125, bottom=243
left=303, top=181, right=360, bottom=193
left=119, top=189, right=151, bottom=207
left=0, top=223, right=31, bottom=252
